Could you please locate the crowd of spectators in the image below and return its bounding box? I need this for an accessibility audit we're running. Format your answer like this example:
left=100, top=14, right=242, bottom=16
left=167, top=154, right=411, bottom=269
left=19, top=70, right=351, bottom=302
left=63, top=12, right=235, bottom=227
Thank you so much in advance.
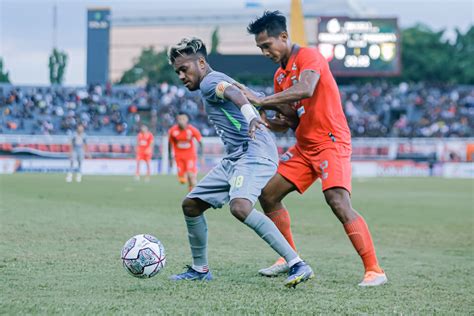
left=341, top=82, right=473, bottom=138
left=1, top=82, right=473, bottom=138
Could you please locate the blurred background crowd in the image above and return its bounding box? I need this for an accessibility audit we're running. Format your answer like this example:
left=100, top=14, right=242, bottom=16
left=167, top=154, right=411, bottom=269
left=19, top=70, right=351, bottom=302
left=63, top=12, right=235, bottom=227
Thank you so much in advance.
left=1, top=82, right=473, bottom=138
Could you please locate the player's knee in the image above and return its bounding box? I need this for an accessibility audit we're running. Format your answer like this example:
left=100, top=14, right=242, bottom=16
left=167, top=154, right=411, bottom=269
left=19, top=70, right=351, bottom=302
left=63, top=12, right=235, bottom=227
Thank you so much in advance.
left=229, top=199, right=252, bottom=222
left=324, top=188, right=353, bottom=222
left=181, top=198, right=201, bottom=217
left=259, top=189, right=279, bottom=211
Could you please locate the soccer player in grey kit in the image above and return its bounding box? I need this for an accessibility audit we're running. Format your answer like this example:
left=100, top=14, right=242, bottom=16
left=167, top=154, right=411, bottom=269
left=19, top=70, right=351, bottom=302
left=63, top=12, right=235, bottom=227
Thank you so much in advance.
left=168, top=37, right=313, bottom=287
left=66, top=124, right=88, bottom=183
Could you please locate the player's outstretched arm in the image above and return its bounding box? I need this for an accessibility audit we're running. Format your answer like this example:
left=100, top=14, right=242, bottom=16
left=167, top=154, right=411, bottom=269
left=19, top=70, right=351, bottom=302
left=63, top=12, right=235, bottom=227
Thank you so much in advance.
left=69, top=138, right=74, bottom=159
left=197, top=140, right=204, bottom=158
left=218, top=83, right=267, bottom=139
left=197, top=140, right=204, bottom=166
left=167, top=139, right=173, bottom=168
left=83, top=143, right=91, bottom=159
left=236, top=70, right=319, bottom=110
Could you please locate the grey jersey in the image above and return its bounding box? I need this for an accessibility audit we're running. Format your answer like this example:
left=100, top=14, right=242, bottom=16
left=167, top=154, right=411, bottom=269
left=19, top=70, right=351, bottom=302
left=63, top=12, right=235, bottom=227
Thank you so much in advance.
left=71, top=132, right=86, bottom=152
left=200, top=71, right=277, bottom=163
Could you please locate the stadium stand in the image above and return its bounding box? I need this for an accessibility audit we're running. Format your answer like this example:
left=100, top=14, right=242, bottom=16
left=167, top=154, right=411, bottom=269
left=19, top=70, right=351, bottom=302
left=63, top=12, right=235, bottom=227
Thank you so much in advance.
left=1, top=82, right=473, bottom=137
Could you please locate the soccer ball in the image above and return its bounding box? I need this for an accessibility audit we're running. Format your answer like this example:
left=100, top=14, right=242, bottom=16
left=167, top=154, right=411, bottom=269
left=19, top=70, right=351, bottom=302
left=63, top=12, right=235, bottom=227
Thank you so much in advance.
left=121, top=234, right=166, bottom=278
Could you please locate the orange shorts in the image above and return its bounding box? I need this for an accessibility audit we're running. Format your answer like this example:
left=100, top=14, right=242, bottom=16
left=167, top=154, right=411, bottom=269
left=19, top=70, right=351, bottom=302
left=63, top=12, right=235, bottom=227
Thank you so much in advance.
left=176, top=157, right=197, bottom=177
left=278, top=143, right=352, bottom=194
left=137, top=152, right=152, bottom=161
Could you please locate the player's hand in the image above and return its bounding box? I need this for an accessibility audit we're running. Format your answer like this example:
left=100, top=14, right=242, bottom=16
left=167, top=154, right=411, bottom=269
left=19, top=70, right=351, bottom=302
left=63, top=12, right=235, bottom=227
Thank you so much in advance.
left=234, top=82, right=263, bottom=106
left=248, top=117, right=268, bottom=140
left=276, top=112, right=299, bottom=130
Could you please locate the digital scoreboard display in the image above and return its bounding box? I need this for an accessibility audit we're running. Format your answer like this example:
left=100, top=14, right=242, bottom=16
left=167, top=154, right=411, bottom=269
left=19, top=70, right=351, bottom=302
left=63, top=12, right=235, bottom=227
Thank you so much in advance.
left=87, top=8, right=111, bottom=85
left=316, top=17, right=401, bottom=76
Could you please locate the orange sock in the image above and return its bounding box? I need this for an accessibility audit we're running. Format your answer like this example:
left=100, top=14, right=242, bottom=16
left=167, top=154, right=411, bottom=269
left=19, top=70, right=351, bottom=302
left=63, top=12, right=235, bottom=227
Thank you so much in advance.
left=266, top=208, right=297, bottom=251
left=344, top=216, right=382, bottom=273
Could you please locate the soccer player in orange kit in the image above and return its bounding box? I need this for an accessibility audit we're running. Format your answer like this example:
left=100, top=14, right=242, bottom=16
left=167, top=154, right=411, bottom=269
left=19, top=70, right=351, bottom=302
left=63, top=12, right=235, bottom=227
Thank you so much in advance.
left=135, top=124, right=154, bottom=181
left=168, top=112, right=203, bottom=191
left=238, top=11, right=387, bottom=286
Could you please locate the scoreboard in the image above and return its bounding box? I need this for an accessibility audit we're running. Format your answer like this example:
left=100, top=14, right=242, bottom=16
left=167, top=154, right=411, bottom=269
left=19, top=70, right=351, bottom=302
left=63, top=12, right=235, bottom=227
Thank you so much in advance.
left=316, top=17, right=401, bottom=76
left=87, top=8, right=111, bottom=85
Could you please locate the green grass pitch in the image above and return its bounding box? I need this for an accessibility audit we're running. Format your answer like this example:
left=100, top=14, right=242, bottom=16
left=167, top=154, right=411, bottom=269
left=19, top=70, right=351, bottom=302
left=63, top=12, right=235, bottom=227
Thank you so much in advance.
left=1, top=174, right=473, bottom=314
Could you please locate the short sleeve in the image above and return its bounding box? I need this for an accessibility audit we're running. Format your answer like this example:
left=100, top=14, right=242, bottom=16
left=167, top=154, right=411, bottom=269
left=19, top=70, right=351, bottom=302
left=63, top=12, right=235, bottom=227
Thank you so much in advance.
left=200, top=72, right=234, bottom=104
left=297, top=48, right=323, bottom=75
left=190, top=125, right=202, bottom=142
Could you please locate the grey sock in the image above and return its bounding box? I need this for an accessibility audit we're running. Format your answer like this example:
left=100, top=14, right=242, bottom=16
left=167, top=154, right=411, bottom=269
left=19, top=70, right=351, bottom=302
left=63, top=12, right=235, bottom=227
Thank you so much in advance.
left=244, top=209, right=300, bottom=265
left=184, top=215, right=208, bottom=268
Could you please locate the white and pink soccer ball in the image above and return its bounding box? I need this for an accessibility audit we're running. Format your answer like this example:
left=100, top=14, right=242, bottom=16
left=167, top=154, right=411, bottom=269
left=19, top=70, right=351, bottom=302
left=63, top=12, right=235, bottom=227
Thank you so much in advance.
left=121, top=234, right=166, bottom=278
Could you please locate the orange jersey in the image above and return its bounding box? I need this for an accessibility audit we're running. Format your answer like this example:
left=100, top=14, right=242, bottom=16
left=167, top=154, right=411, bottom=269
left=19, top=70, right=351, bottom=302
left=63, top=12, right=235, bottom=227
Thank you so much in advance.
left=274, top=46, right=351, bottom=150
left=137, top=131, right=154, bottom=154
left=168, top=124, right=202, bottom=159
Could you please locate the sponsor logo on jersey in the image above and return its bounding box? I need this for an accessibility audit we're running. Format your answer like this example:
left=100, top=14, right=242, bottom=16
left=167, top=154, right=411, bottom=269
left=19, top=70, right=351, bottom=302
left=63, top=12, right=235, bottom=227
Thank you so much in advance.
left=177, top=142, right=192, bottom=149
left=276, top=73, right=285, bottom=85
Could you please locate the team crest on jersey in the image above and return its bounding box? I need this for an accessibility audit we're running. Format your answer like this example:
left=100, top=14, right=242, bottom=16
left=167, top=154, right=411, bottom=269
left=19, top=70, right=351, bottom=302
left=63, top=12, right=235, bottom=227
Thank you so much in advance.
left=172, top=130, right=180, bottom=137
left=276, top=73, right=285, bottom=85
left=292, top=63, right=297, bottom=71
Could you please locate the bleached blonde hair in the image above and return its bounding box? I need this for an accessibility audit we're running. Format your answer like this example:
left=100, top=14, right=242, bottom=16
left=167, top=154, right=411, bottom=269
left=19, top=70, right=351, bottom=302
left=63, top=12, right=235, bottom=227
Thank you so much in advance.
left=168, top=37, right=208, bottom=64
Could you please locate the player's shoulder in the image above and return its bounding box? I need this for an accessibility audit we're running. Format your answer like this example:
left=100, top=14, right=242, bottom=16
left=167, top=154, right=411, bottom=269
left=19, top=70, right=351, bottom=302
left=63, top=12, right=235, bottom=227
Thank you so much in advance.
left=200, top=71, right=235, bottom=88
left=297, top=47, right=322, bottom=60
left=169, top=125, right=181, bottom=137
left=188, top=124, right=200, bottom=132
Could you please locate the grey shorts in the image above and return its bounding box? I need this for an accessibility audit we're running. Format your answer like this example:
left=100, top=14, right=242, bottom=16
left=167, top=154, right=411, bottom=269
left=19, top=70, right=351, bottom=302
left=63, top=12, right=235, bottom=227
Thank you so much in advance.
left=187, top=156, right=277, bottom=209
left=71, top=150, right=84, bottom=162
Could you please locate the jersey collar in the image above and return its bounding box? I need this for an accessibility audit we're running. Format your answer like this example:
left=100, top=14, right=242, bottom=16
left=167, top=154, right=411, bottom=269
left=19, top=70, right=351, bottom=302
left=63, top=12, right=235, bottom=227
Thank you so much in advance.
left=281, top=44, right=301, bottom=73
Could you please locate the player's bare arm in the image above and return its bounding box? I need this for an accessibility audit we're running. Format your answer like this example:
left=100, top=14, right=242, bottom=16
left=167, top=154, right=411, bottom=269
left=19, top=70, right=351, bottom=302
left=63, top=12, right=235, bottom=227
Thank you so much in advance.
left=83, top=143, right=91, bottom=159
left=197, top=140, right=204, bottom=157
left=222, top=84, right=268, bottom=139
left=149, top=139, right=154, bottom=153
left=232, top=82, right=299, bottom=129
left=168, top=139, right=174, bottom=167
left=237, top=70, right=319, bottom=111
